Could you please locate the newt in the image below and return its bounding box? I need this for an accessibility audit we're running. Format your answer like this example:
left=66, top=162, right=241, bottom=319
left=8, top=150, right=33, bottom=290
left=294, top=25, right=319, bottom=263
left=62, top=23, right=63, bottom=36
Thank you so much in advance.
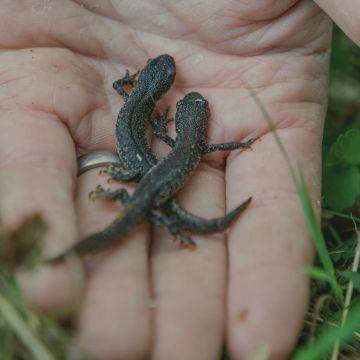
left=49, top=92, right=251, bottom=262
left=101, top=54, right=255, bottom=234
left=108, top=54, right=176, bottom=182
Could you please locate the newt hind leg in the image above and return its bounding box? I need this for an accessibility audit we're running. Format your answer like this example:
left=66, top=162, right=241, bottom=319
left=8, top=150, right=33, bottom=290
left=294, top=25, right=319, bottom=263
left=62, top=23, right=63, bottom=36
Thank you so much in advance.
left=149, top=209, right=196, bottom=248
left=101, top=164, right=140, bottom=182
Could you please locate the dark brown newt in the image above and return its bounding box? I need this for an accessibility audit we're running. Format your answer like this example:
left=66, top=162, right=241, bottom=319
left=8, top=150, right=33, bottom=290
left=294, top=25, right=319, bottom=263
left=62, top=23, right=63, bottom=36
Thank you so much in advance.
left=102, top=54, right=255, bottom=234
left=49, top=92, right=251, bottom=262
left=107, top=54, right=176, bottom=182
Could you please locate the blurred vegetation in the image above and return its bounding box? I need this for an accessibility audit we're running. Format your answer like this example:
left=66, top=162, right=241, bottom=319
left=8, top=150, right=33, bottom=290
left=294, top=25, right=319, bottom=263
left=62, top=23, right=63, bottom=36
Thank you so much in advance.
left=323, top=29, right=360, bottom=211
left=295, top=27, right=360, bottom=359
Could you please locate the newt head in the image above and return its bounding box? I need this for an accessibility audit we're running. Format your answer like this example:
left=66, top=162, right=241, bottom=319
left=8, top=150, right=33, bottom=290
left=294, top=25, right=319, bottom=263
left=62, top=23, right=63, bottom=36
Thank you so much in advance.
left=138, top=54, right=176, bottom=100
left=175, top=92, right=210, bottom=136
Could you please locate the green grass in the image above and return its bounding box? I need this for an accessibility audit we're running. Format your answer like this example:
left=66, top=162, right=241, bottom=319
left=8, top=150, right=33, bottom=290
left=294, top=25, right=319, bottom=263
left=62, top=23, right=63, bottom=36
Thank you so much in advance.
left=0, top=271, right=92, bottom=359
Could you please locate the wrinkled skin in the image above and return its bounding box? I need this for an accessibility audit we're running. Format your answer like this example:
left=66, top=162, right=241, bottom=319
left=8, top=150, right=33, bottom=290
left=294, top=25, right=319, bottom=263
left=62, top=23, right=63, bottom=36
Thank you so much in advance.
left=0, top=1, right=359, bottom=359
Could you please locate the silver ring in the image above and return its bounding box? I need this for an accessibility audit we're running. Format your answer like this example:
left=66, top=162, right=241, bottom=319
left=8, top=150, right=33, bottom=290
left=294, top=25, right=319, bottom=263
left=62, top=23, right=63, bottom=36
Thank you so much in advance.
left=77, top=151, right=122, bottom=176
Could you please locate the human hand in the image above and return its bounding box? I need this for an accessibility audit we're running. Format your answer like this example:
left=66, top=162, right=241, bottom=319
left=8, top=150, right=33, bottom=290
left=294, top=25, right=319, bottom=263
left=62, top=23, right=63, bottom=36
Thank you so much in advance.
left=1, top=1, right=358, bottom=359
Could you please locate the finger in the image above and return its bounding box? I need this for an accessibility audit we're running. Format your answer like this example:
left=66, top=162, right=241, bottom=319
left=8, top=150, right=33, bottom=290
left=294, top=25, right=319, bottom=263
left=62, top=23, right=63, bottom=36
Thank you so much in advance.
left=226, top=129, right=320, bottom=358
left=0, top=46, right=114, bottom=311
left=74, top=171, right=152, bottom=359
left=150, top=167, right=226, bottom=360
left=0, top=109, right=79, bottom=310
left=315, top=0, right=360, bottom=45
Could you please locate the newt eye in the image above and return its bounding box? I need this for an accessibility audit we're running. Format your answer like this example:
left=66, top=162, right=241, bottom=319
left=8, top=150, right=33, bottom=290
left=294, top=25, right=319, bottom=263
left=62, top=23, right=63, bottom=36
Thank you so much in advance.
left=176, top=100, right=183, bottom=109
left=166, top=68, right=175, bottom=79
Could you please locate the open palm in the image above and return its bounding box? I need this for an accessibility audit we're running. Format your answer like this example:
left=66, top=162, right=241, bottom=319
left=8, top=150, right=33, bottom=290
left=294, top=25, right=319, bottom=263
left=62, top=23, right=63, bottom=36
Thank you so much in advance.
left=0, top=1, right=335, bottom=359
